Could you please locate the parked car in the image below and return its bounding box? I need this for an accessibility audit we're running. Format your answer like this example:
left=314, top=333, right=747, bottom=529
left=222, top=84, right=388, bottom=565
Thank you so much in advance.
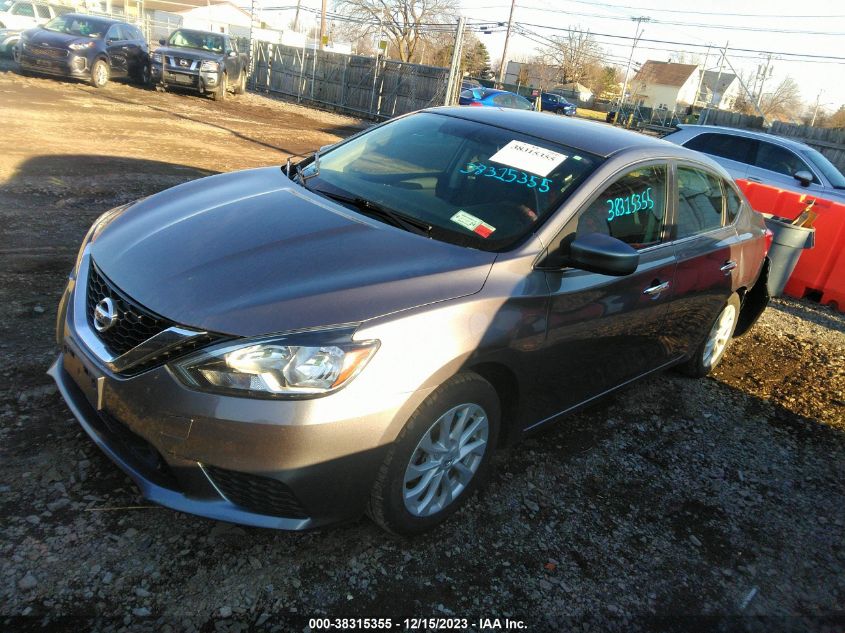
left=532, top=92, right=577, bottom=116
left=0, top=0, right=66, bottom=31
left=459, top=87, right=533, bottom=110
left=51, top=107, right=769, bottom=534
left=663, top=125, right=845, bottom=202
left=150, top=28, right=248, bottom=101
left=18, top=13, right=149, bottom=87
left=461, top=78, right=482, bottom=92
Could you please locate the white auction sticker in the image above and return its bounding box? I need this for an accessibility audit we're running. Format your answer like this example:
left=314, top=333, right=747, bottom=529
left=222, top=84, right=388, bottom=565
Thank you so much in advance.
left=489, top=140, right=567, bottom=177
left=450, top=210, right=496, bottom=238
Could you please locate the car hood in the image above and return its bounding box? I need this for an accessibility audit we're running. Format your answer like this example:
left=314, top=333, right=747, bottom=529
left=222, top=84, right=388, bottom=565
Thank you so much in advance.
left=90, top=168, right=496, bottom=337
left=154, top=45, right=222, bottom=61
left=25, top=28, right=95, bottom=47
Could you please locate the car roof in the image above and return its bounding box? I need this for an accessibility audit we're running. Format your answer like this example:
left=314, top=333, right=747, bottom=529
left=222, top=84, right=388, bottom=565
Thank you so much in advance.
left=676, top=124, right=815, bottom=153
left=173, top=27, right=227, bottom=37
left=426, top=106, right=694, bottom=160
left=61, top=12, right=122, bottom=24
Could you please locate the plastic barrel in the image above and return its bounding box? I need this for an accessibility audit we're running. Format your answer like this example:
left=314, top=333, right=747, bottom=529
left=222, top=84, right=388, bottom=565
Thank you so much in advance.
left=764, top=217, right=815, bottom=297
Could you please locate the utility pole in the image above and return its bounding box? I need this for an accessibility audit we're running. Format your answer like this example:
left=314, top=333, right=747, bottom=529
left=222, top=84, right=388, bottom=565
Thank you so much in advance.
left=723, top=53, right=767, bottom=122
left=755, top=53, right=773, bottom=107
left=496, top=0, right=516, bottom=88
left=445, top=17, right=467, bottom=105
left=319, top=0, right=327, bottom=50
left=811, top=90, right=824, bottom=126
left=618, top=16, right=649, bottom=110
left=292, top=0, right=301, bottom=31
left=709, top=41, right=728, bottom=108
left=693, top=44, right=711, bottom=106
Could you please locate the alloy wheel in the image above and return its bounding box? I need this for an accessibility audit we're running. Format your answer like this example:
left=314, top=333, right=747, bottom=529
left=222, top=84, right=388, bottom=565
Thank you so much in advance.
left=703, top=303, right=737, bottom=368
left=402, top=403, right=489, bottom=517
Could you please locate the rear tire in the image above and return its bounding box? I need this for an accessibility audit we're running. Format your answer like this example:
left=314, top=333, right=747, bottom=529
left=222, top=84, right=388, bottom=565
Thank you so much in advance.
left=679, top=293, right=741, bottom=378
left=210, top=72, right=226, bottom=101
left=90, top=59, right=109, bottom=88
left=367, top=372, right=500, bottom=535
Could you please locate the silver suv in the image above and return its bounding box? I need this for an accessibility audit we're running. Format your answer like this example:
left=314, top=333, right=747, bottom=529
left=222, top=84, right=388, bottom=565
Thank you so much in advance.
left=663, top=125, right=845, bottom=202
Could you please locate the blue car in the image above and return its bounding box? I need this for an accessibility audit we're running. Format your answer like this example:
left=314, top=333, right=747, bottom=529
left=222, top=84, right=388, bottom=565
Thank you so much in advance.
left=458, top=87, right=533, bottom=110
left=533, top=92, right=577, bottom=116
left=18, top=13, right=149, bottom=88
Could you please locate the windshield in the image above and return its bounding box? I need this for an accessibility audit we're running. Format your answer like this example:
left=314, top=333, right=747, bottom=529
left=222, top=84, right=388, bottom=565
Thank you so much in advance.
left=298, top=112, right=602, bottom=251
left=0, top=0, right=13, bottom=12
left=803, top=147, right=845, bottom=189
left=167, top=29, right=224, bottom=53
left=43, top=15, right=109, bottom=38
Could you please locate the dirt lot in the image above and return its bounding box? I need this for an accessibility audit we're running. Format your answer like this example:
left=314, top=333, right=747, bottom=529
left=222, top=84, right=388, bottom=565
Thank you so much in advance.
left=1, top=61, right=844, bottom=632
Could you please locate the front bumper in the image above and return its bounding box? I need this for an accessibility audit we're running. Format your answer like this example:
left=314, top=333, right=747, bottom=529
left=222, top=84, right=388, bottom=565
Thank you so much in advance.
left=49, top=256, right=425, bottom=529
left=19, top=49, right=90, bottom=79
left=151, top=61, right=220, bottom=93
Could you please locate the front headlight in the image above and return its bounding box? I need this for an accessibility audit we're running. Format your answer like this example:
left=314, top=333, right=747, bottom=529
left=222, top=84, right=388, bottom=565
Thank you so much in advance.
left=172, top=332, right=379, bottom=398
left=151, top=52, right=162, bottom=63
left=69, top=40, right=95, bottom=51
left=200, top=60, right=219, bottom=72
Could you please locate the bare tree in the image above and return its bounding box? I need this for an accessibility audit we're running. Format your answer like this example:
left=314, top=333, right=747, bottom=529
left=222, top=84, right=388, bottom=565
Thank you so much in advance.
left=537, top=27, right=602, bottom=85
left=334, top=0, right=459, bottom=62
left=759, top=77, right=803, bottom=121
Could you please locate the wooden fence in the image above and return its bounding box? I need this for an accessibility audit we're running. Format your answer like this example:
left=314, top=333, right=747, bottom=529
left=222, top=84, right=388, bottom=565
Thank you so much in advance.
left=250, top=42, right=450, bottom=120
left=770, top=123, right=845, bottom=174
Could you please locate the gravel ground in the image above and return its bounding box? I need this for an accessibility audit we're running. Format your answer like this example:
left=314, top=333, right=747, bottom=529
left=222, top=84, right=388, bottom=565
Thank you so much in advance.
left=1, top=62, right=844, bottom=633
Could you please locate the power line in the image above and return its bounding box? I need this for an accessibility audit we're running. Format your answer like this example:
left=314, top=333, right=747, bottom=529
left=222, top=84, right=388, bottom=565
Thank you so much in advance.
left=525, top=0, right=845, bottom=19
left=514, top=4, right=845, bottom=36
left=513, top=20, right=845, bottom=61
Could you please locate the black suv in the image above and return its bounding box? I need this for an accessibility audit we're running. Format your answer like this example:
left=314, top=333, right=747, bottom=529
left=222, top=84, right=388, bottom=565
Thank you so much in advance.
left=18, top=13, right=149, bottom=87
left=151, top=28, right=248, bottom=101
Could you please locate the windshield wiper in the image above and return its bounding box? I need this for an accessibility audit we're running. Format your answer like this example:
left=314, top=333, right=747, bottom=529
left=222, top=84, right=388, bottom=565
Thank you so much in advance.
left=313, top=189, right=432, bottom=237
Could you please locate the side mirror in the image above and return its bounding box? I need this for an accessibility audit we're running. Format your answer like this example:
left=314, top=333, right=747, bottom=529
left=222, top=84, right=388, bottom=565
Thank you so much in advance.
left=566, top=233, right=639, bottom=276
left=794, top=170, right=813, bottom=187
left=227, top=50, right=236, bottom=57
left=159, top=38, right=166, bottom=46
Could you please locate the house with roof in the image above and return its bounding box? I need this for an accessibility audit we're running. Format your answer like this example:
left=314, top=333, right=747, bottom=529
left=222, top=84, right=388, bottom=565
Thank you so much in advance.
left=699, top=71, right=741, bottom=110
left=630, top=60, right=701, bottom=110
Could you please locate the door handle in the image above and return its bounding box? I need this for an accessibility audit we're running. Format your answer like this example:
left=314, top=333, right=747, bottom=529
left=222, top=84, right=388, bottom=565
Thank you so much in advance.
left=720, top=260, right=737, bottom=275
left=746, top=176, right=762, bottom=183
left=643, top=281, right=670, bottom=297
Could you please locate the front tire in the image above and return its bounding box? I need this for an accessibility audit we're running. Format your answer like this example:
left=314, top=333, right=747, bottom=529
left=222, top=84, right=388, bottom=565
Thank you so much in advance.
left=210, top=72, right=226, bottom=101
left=367, top=372, right=500, bottom=535
left=680, top=293, right=741, bottom=378
left=233, top=69, right=246, bottom=95
left=90, top=59, right=109, bottom=88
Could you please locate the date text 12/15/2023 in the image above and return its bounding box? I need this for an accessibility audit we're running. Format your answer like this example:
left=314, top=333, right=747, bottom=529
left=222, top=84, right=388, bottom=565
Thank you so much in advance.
left=307, top=617, right=528, bottom=630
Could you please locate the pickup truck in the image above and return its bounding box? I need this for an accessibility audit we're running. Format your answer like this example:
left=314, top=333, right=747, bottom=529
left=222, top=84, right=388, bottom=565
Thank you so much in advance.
left=150, top=28, right=248, bottom=101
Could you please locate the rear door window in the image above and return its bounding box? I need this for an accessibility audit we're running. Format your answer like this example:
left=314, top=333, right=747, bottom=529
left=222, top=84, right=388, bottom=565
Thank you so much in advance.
left=576, top=164, right=668, bottom=249
left=12, top=2, right=35, bottom=16
left=685, top=133, right=757, bottom=164
left=35, top=3, right=50, bottom=18
left=675, top=166, right=725, bottom=239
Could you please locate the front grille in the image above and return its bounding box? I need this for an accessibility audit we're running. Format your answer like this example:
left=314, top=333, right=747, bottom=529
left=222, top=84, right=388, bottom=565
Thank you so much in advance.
left=168, top=57, right=196, bottom=70
left=28, top=45, right=68, bottom=58
left=86, top=263, right=175, bottom=356
left=204, top=465, right=309, bottom=519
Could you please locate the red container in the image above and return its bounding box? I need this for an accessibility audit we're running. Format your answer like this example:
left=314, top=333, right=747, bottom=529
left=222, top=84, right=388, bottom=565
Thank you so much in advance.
left=736, top=179, right=845, bottom=312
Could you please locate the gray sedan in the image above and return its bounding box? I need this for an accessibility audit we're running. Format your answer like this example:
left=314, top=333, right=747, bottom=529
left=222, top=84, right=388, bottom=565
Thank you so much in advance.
left=51, top=108, right=770, bottom=534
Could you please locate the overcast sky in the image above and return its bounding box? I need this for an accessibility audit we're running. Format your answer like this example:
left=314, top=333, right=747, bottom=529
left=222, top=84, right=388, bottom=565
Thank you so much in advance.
left=271, top=0, right=845, bottom=116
